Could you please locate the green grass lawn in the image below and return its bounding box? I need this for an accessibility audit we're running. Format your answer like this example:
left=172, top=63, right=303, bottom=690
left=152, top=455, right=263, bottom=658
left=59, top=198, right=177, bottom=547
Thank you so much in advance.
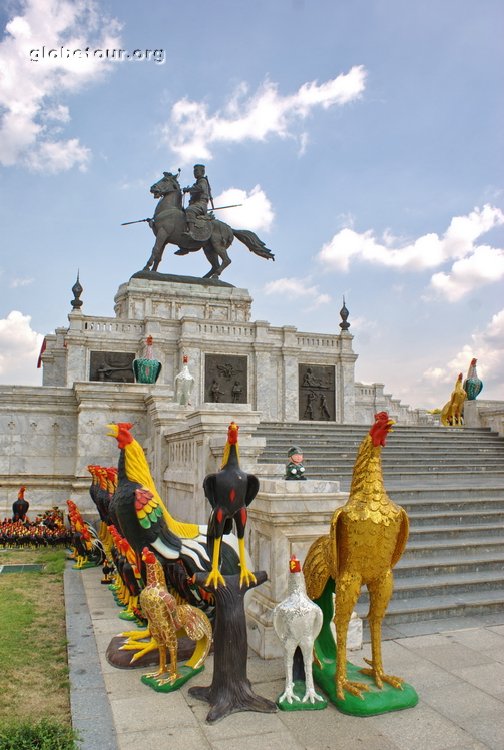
left=0, top=548, right=78, bottom=749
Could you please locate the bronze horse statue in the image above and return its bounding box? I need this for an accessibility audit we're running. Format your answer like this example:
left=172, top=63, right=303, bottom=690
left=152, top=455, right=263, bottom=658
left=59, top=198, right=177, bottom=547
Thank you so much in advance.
left=143, top=172, right=275, bottom=278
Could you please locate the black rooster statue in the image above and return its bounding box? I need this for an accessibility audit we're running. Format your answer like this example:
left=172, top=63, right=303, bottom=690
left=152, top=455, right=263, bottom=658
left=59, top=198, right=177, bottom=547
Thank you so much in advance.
left=203, top=421, right=259, bottom=588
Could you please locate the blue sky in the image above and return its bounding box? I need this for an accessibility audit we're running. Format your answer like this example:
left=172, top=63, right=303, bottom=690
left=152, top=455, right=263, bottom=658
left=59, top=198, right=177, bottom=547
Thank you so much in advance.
left=0, top=0, right=503, bottom=410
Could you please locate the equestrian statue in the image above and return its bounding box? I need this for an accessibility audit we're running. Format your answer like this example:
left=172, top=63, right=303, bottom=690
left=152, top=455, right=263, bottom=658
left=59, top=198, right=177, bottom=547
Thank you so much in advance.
left=132, top=166, right=275, bottom=279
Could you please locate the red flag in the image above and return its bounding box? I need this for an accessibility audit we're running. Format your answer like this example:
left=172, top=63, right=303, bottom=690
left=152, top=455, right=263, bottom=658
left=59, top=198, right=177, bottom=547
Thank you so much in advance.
left=37, top=338, right=46, bottom=368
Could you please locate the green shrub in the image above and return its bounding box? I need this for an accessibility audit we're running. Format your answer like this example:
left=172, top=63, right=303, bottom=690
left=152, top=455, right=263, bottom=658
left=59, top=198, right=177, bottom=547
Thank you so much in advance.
left=0, top=719, right=78, bottom=750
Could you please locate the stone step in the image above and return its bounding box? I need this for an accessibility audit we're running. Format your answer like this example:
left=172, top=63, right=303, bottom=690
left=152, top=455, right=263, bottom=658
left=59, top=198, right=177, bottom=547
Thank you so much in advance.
left=261, top=442, right=504, bottom=455
left=260, top=458, right=504, bottom=473
left=260, top=431, right=504, bottom=444
left=407, top=509, right=504, bottom=526
left=394, top=549, right=504, bottom=577
left=259, top=422, right=496, bottom=435
left=401, top=535, right=504, bottom=560
left=358, top=568, right=504, bottom=602
left=261, top=450, right=504, bottom=463
left=313, top=472, right=504, bottom=487
left=260, top=450, right=504, bottom=465
left=386, top=489, right=504, bottom=505
left=408, top=523, right=504, bottom=541
left=258, top=426, right=503, bottom=445
left=355, top=588, right=504, bottom=625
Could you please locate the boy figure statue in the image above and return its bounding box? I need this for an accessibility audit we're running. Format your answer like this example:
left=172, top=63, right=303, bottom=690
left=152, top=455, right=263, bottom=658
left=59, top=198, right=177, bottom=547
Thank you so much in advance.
left=285, top=447, right=307, bottom=480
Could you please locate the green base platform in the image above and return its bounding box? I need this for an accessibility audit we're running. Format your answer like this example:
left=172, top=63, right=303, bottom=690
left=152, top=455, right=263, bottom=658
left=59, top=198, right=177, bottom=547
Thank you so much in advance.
left=277, top=680, right=327, bottom=711
left=141, top=664, right=204, bottom=692
left=313, top=582, right=419, bottom=716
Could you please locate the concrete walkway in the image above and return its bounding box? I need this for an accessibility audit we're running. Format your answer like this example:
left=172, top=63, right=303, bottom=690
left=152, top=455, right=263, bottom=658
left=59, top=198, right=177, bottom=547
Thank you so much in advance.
left=66, top=564, right=504, bottom=750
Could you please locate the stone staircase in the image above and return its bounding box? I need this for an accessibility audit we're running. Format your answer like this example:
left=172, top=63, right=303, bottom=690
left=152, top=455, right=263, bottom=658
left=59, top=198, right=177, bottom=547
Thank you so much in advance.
left=256, top=422, right=504, bottom=625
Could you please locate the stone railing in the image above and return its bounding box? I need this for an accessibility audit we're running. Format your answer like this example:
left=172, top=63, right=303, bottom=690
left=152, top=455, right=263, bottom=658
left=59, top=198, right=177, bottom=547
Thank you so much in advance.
left=80, top=317, right=144, bottom=335
left=195, top=322, right=255, bottom=338
left=464, top=400, right=504, bottom=437
left=295, top=334, right=341, bottom=350
left=354, top=382, right=433, bottom=426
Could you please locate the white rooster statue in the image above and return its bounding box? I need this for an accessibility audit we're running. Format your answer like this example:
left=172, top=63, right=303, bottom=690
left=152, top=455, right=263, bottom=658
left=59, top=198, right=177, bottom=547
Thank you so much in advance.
left=273, top=555, right=326, bottom=709
left=174, top=354, right=195, bottom=406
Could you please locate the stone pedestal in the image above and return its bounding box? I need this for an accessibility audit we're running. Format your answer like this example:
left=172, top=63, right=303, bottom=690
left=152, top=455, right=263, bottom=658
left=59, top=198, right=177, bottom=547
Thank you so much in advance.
left=164, top=404, right=265, bottom=525
left=245, top=479, right=347, bottom=658
left=464, top=399, right=504, bottom=436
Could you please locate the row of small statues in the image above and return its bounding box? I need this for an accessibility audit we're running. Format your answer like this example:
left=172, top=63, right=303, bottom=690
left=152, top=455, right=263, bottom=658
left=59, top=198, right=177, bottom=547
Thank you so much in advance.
left=66, top=414, right=417, bottom=724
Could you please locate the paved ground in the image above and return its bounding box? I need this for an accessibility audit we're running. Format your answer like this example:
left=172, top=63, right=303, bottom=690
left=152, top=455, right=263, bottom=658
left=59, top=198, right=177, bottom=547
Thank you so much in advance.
left=65, top=564, right=504, bottom=750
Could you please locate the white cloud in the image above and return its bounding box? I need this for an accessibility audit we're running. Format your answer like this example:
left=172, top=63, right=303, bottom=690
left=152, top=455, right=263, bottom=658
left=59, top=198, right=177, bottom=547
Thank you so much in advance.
left=26, top=137, right=91, bottom=172
left=0, top=0, right=121, bottom=171
left=348, top=315, right=378, bottom=332
left=422, top=308, right=504, bottom=396
left=163, top=66, right=367, bottom=163
left=42, top=103, right=70, bottom=122
left=0, top=310, right=44, bottom=385
left=213, top=185, right=274, bottom=232
left=430, top=245, right=504, bottom=301
left=10, top=276, right=34, bottom=288
left=263, top=277, right=331, bottom=309
left=318, top=204, right=504, bottom=299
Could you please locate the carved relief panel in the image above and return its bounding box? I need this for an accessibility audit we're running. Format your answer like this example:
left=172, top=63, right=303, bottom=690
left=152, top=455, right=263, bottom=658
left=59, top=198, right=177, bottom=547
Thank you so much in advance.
left=89, top=351, right=135, bottom=383
left=204, top=354, right=248, bottom=404
left=299, top=363, right=335, bottom=421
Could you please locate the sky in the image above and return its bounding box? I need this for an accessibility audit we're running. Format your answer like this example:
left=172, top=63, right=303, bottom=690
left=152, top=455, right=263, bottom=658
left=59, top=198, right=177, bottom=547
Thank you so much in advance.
left=0, top=0, right=503, bottom=411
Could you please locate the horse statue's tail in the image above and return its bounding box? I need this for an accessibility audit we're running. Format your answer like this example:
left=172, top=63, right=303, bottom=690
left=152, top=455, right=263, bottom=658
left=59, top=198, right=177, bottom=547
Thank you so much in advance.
left=232, top=229, right=275, bottom=261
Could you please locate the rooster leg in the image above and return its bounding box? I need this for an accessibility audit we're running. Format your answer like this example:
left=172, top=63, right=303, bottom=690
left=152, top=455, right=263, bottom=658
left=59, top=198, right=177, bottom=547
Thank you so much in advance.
left=157, top=640, right=181, bottom=685
left=144, top=642, right=166, bottom=679
left=238, top=536, right=257, bottom=587
left=360, top=571, right=404, bottom=690
left=300, top=639, right=324, bottom=703
left=278, top=643, right=298, bottom=703
left=335, top=572, right=369, bottom=700
left=236, top=509, right=256, bottom=588
left=205, top=536, right=226, bottom=588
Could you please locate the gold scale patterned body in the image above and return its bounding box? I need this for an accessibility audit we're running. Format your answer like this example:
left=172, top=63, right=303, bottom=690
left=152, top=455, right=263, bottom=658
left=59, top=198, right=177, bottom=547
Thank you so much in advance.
left=139, top=555, right=212, bottom=685
left=305, top=428, right=409, bottom=701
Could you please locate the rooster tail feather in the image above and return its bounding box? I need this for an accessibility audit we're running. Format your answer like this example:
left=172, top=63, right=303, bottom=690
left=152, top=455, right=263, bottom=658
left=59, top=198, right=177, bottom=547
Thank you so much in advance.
left=303, top=535, right=332, bottom=600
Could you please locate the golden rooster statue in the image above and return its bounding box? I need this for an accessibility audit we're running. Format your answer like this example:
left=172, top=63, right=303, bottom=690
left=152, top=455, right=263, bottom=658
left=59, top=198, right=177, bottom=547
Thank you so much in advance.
left=304, top=412, right=410, bottom=705
left=440, top=372, right=466, bottom=427
left=139, top=547, right=212, bottom=690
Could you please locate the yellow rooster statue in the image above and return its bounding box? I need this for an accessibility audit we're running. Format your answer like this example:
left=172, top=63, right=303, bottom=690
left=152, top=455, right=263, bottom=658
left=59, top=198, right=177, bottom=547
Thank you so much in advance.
left=139, top=547, right=212, bottom=691
left=440, top=372, right=466, bottom=426
left=304, top=412, right=418, bottom=715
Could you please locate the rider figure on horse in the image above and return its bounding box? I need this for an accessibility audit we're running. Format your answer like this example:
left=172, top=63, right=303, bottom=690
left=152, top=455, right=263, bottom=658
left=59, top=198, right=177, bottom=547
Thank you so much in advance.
left=181, top=164, right=214, bottom=240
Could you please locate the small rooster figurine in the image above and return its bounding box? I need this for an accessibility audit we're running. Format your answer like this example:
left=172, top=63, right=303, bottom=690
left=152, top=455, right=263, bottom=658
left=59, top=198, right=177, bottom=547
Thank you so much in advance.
left=273, top=556, right=325, bottom=709
left=174, top=354, right=195, bottom=406
left=139, top=547, right=212, bottom=690
left=133, top=335, right=161, bottom=384
left=463, top=357, right=483, bottom=400
left=12, top=486, right=29, bottom=522
left=203, top=422, right=259, bottom=588
left=304, top=412, right=410, bottom=704
left=440, top=373, right=467, bottom=426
